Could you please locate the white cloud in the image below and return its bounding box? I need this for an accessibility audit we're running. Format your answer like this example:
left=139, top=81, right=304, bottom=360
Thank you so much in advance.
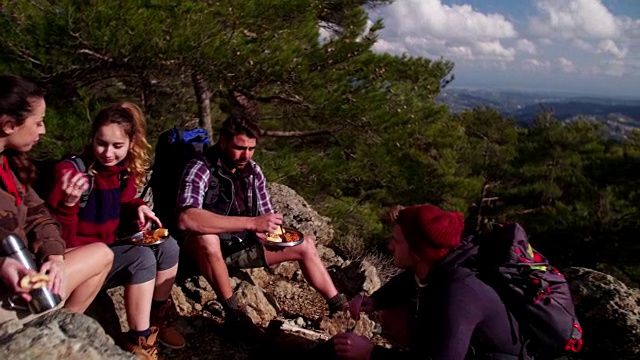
left=601, top=59, right=626, bottom=77
left=526, top=0, right=639, bottom=78
left=522, top=58, right=551, bottom=72
left=539, top=38, right=554, bottom=46
left=474, top=41, right=516, bottom=61
left=381, top=0, right=517, bottom=40
left=598, top=39, right=627, bottom=59
left=372, top=39, right=408, bottom=55
left=558, top=57, right=577, bottom=73
left=371, top=0, right=518, bottom=63
left=369, top=0, right=640, bottom=95
left=572, top=39, right=595, bottom=52
left=529, top=0, right=620, bottom=39
left=447, top=45, right=475, bottom=60
left=516, top=39, right=537, bottom=55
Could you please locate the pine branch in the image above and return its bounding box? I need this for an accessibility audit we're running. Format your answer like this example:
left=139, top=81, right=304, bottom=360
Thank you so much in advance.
left=262, top=129, right=332, bottom=137
left=78, top=49, right=113, bottom=62
left=233, top=89, right=310, bottom=107
left=4, top=42, right=43, bottom=66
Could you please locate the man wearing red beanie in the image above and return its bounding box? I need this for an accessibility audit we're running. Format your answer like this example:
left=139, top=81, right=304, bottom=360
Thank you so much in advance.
left=331, top=204, right=523, bottom=360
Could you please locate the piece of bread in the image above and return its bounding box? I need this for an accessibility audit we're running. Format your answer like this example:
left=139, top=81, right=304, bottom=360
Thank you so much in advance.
left=266, top=226, right=285, bottom=242
left=153, top=228, right=169, bottom=238
left=19, top=273, right=49, bottom=290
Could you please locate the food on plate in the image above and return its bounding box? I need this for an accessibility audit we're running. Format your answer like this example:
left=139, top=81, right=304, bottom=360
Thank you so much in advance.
left=19, top=273, right=50, bottom=290
left=266, top=226, right=284, bottom=243
left=133, top=228, right=170, bottom=244
left=283, top=231, right=302, bottom=243
left=265, top=226, right=303, bottom=244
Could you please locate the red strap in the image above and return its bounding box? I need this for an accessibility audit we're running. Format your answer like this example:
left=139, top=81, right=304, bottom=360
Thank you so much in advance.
left=0, top=156, right=22, bottom=206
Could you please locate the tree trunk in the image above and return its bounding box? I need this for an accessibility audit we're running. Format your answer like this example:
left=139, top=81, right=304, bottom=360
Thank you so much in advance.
left=140, top=73, right=157, bottom=118
left=191, top=71, right=213, bottom=141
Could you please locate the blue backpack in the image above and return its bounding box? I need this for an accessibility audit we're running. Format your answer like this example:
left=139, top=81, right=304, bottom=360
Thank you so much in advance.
left=469, top=222, right=583, bottom=358
left=146, top=127, right=210, bottom=234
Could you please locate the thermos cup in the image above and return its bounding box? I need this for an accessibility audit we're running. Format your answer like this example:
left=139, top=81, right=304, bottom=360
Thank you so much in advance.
left=1, top=234, right=61, bottom=314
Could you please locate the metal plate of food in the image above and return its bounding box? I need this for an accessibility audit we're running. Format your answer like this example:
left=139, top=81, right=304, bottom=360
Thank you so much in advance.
left=260, top=226, right=304, bottom=247
left=120, top=228, right=170, bottom=246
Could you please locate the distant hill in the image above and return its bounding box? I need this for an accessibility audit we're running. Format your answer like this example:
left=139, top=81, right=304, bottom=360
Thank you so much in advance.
left=436, top=88, right=640, bottom=139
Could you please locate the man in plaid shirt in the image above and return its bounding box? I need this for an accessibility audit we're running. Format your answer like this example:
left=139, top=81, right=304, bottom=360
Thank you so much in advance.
left=176, top=116, right=347, bottom=333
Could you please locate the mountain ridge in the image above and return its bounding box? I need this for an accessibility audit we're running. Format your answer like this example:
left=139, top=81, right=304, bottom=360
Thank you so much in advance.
left=436, top=88, right=640, bottom=139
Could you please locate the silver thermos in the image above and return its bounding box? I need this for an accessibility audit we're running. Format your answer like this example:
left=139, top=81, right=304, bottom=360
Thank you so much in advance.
left=1, top=234, right=61, bottom=314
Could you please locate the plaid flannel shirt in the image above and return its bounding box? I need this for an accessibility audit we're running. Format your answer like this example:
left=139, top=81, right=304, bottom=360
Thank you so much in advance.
left=177, top=157, right=273, bottom=215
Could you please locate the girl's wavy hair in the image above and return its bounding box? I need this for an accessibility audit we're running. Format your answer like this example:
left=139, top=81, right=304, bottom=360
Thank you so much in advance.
left=0, top=74, right=44, bottom=186
left=88, top=102, right=151, bottom=188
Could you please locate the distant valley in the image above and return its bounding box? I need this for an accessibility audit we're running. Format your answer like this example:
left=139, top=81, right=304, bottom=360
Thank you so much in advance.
left=436, top=88, right=640, bottom=140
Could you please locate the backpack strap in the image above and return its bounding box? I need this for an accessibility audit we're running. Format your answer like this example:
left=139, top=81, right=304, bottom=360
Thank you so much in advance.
left=118, top=171, right=129, bottom=192
left=63, top=156, right=130, bottom=208
left=140, top=176, right=151, bottom=202
left=62, top=156, right=93, bottom=209
left=174, top=126, right=184, bottom=142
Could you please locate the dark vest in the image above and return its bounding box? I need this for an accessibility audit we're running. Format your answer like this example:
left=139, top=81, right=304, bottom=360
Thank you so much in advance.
left=202, top=146, right=259, bottom=217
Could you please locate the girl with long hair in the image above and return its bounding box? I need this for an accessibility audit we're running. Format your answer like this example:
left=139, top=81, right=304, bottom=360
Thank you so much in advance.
left=46, top=102, right=184, bottom=359
left=0, top=74, right=113, bottom=321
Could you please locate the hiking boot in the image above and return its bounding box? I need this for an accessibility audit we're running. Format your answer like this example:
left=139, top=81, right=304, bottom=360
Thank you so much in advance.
left=328, top=293, right=349, bottom=315
left=150, top=298, right=186, bottom=349
left=124, top=326, right=162, bottom=360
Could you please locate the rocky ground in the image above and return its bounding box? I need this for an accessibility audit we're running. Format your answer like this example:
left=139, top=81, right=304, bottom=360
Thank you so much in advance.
left=82, top=243, right=393, bottom=360
left=4, top=183, right=639, bottom=359
left=4, top=256, right=640, bottom=360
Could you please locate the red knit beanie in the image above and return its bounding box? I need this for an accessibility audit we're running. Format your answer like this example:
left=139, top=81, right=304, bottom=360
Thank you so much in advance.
left=396, top=205, right=464, bottom=250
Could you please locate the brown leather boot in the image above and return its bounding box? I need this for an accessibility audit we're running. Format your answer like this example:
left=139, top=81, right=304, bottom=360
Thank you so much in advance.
left=150, top=298, right=186, bottom=349
left=124, top=327, right=162, bottom=360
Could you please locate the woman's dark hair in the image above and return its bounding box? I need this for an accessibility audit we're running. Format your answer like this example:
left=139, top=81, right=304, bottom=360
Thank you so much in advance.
left=0, top=74, right=45, bottom=187
left=219, top=116, right=261, bottom=141
left=0, top=74, right=45, bottom=125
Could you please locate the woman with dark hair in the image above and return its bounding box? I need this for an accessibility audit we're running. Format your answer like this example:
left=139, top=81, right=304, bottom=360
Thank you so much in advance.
left=46, top=101, right=184, bottom=359
left=0, top=74, right=114, bottom=321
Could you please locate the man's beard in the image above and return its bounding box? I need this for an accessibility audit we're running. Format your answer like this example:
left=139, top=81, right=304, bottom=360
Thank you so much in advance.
left=233, top=158, right=248, bottom=169
left=221, top=153, right=246, bottom=171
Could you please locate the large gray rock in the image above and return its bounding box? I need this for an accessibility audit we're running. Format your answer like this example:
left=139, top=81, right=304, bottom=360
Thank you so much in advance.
left=0, top=310, right=134, bottom=360
left=328, top=259, right=381, bottom=298
left=235, top=281, right=279, bottom=325
left=267, top=183, right=334, bottom=246
left=564, top=267, right=640, bottom=360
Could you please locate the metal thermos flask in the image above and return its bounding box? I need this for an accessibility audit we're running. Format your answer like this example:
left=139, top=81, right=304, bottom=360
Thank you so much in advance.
left=1, top=234, right=61, bottom=314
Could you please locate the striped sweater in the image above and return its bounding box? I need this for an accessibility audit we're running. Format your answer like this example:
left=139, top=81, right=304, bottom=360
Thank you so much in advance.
left=46, top=157, right=146, bottom=248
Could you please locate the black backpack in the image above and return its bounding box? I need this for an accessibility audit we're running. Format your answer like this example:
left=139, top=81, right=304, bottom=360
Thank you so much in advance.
left=469, top=222, right=583, bottom=359
left=146, top=127, right=210, bottom=234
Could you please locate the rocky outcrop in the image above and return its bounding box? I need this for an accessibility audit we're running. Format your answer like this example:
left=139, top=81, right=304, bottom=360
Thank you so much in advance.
left=328, top=259, right=382, bottom=297
left=267, top=183, right=334, bottom=246
left=0, top=310, right=134, bottom=360
left=564, top=267, right=640, bottom=360
left=2, top=184, right=640, bottom=359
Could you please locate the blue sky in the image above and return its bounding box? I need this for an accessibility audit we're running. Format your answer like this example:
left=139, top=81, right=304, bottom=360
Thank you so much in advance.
left=367, top=0, right=640, bottom=98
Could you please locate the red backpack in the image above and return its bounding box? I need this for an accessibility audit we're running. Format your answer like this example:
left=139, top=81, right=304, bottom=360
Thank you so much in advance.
left=470, top=222, right=583, bottom=358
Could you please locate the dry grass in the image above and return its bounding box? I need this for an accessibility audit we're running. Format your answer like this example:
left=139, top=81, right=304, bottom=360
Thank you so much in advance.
left=333, top=233, right=400, bottom=284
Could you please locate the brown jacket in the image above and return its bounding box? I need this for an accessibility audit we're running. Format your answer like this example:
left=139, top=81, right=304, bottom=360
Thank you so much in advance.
left=0, top=167, right=65, bottom=268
